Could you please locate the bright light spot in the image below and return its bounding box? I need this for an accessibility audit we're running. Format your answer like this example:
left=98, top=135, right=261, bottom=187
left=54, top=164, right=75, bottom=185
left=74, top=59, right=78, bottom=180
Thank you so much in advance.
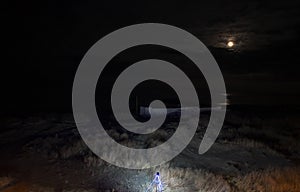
left=227, top=41, right=234, bottom=47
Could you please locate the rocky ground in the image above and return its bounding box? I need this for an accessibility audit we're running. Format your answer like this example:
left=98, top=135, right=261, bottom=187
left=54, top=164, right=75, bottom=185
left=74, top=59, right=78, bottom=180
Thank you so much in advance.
left=0, top=109, right=299, bottom=192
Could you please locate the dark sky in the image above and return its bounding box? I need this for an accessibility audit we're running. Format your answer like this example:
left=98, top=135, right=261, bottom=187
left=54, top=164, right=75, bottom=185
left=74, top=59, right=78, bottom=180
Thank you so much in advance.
left=3, top=0, right=300, bottom=113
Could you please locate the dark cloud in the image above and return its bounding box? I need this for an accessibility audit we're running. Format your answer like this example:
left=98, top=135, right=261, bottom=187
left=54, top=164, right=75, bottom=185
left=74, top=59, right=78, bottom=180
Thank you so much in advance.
left=190, top=1, right=300, bottom=51
left=3, top=0, right=300, bottom=112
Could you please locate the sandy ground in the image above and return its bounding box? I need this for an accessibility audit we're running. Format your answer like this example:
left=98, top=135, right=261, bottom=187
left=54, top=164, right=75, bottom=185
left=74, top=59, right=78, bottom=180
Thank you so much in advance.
left=0, top=111, right=299, bottom=191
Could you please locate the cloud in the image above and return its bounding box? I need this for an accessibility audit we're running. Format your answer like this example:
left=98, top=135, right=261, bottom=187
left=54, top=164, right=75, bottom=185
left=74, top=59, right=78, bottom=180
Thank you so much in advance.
left=187, top=0, right=300, bottom=51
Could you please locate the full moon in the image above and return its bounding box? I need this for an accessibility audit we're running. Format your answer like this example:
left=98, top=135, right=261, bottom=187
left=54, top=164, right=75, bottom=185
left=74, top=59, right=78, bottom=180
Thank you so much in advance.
left=227, top=41, right=234, bottom=47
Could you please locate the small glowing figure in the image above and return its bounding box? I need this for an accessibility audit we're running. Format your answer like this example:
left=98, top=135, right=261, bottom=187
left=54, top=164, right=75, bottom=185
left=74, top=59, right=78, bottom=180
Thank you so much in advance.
left=146, top=172, right=163, bottom=192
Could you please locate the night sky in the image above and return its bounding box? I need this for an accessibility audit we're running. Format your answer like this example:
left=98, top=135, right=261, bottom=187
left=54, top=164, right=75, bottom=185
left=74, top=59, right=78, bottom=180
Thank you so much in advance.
left=3, top=0, right=300, bottom=113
